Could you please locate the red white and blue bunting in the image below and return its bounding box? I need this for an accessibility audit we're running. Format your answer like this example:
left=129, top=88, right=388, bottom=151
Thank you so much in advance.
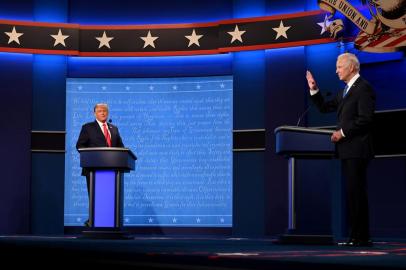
left=0, top=10, right=338, bottom=57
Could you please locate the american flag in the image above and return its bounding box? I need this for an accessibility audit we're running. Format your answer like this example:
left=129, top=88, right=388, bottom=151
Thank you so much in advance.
left=355, top=28, right=406, bottom=53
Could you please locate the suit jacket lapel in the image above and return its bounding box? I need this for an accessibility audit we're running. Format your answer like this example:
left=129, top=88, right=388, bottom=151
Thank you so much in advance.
left=337, top=77, right=362, bottom=116
left=337, top=90, right=346, bottom=116
left=344, top=76, right=361, bottom=100
left=107, top=123, right=115, bottom=144
left=93, top=121, right=107, bottom=143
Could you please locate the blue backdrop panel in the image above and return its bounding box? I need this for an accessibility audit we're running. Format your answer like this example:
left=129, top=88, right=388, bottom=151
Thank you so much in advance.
left=0, top=53, right=32, bottom=234
left=65, top=76, right=233, bottom=227
left=68, top=0, right=232, bottom=25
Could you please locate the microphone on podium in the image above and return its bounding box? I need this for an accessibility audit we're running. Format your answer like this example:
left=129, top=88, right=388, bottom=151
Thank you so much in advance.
left=296, top=91, right=331, bottom=127
left=108, top=119, right=112, bottom=123
left=296, top=105, right=312, bottom=127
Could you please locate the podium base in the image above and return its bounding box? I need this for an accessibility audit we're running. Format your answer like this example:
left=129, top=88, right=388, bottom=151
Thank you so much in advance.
left=275, top=234, right=335, bottom=245
left=81, top=230, right=132, bottom=240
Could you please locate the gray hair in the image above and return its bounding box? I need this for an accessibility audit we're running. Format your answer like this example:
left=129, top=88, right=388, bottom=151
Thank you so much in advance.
left=337, top=53, right=360, bottom=72
left=93, top=103, right=109, bottom=112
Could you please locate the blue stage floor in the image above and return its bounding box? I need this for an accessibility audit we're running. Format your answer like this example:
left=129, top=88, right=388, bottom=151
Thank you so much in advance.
left=1, top=235, right=406, bottom=269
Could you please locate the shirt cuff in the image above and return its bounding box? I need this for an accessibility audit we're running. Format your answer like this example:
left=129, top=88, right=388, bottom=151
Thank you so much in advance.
left=340, top=129, right=345, bottom=137
left=310, top=89, right=319, bottom=96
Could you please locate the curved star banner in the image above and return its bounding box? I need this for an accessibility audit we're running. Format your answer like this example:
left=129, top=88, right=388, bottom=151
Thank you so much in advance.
left=0, top=10, right=336, bottom=57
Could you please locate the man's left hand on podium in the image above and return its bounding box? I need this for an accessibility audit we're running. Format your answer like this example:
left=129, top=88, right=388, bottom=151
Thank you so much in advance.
left=331, top=130, right=343, bottom=143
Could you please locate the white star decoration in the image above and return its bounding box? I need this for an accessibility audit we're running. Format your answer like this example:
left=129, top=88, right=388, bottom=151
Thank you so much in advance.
left=141, top=30, right=159, bottom=49
left=317, top=15, right=332, bottom=35
left=50, top=29, right=69, bottom=47
left=228, top=25, right=246, bottom=43
left=96, top=31, right=114, bottom=49
left=185, top=29, right=203, bottom=47
left=2, top=19, right=325, bottom=53
left=272, top=20, right=291, bottom=40
left=5, top=26, right=24, bottom=45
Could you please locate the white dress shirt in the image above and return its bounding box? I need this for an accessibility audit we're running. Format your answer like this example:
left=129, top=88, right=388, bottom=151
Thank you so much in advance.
left=96, top=119, right=111, bottom=138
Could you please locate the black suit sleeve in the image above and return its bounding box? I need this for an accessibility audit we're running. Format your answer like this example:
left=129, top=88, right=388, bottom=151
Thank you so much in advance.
left=76, top=125, right=89, bottom=151
left=116, top=129, right=124, bottom=148
left=341, top=85, right=375, bottom=138
left=311, top=91, right=340, bottom=113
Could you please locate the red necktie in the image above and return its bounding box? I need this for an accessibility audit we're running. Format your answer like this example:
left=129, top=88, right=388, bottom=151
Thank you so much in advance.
left=103, top=123, right=112, bottom=147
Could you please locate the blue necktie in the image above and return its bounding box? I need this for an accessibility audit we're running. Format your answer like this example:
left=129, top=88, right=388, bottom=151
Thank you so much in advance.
left=343, top=85, right=349, bottom=98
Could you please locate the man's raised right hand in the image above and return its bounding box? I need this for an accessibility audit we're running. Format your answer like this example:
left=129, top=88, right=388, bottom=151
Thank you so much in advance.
left=306, top=70, right=318, bottom=90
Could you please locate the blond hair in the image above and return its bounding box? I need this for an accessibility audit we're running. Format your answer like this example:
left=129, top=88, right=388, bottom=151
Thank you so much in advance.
left=93, top=103, right=109, bottom=112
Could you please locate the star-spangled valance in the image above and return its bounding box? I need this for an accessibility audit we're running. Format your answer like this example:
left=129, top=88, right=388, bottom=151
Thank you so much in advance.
left=0, top=10, right=336, bottom=57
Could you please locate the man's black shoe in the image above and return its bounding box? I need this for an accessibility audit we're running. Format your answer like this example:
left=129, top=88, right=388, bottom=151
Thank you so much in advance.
left=338, top=239, right=373, bottom=247
left=84, top=220, right=90, bottom=227
left=337, top=239, right=354, bottom=246
left=354, top=240, right=373, bottom=247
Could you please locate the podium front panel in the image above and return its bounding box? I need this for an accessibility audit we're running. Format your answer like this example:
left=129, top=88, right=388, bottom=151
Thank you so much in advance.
left=94, top=170, right=116, bottom=227
left=276, top=129, right=334, bottom=156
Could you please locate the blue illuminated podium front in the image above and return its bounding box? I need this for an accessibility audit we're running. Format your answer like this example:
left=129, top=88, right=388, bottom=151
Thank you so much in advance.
left=78, top=147, right=136, bottom=236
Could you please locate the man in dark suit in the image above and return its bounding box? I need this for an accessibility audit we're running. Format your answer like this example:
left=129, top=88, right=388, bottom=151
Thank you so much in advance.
left=306, top=53, right=376, bottom=247
left=76, top=103, right=124, bottom=226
